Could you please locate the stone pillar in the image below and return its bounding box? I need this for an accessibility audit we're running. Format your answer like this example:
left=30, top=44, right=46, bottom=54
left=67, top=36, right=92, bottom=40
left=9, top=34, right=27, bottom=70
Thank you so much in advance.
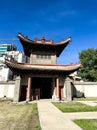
left=65, top=77, right=72, bottom=101
left=26, top=77, right=32, bottom=101
left=13, top=75, right=21, bottom=102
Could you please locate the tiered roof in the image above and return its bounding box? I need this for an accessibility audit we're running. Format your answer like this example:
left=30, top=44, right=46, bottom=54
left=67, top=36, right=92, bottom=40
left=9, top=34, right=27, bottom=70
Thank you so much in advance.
left=4, top=33, right=82, bottom=76
left=18, top=33, right=71, bottom=57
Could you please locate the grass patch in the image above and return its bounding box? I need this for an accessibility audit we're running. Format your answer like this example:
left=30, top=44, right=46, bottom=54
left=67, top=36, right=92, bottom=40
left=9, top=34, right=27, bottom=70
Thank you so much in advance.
left=74, top=119, right=97, bottom=130
left=73, top=97, right=97, bottom=101
left=0, top=101, right=41, bottom=130
left=53, top=102, right=97, bottom=112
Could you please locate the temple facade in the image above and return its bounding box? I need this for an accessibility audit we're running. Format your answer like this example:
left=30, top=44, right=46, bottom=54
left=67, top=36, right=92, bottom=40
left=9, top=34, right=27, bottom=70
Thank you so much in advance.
left=5, top=33, right=82, bottom=102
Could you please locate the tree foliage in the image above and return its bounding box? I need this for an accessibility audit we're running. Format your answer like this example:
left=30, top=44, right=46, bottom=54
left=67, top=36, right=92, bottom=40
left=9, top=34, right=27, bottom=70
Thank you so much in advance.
left=78, top=48, right=97, bottom=82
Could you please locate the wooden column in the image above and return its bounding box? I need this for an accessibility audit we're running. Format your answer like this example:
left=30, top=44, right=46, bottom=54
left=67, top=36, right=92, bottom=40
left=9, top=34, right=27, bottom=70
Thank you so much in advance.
left=26, top=77, right=32, bottom=101
left=54, top=79, right=57, bottom=96
left=56, top=77, right=59, bottom=100
left=26, top=52, right=33, bottom=101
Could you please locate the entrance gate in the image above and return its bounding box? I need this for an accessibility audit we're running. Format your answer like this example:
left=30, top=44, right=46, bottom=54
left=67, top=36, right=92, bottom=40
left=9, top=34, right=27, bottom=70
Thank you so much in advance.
left=32, top=77, right=52, bottom=99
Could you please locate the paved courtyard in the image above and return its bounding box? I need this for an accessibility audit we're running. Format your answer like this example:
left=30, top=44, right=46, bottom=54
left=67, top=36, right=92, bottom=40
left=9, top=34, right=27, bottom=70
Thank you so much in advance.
left=37, top=100, right=97, bottom=130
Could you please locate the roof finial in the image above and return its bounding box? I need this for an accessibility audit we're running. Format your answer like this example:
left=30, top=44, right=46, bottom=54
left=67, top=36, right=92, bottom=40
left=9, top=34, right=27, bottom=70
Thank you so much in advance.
left=42, top=34, right=45, bottom=40
left=41, top=34, right=45, bottom=43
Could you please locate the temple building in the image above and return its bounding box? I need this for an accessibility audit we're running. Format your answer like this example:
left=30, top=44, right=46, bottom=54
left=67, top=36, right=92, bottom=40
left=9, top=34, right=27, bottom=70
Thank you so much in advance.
left=5, top=33, right=82, bottom=102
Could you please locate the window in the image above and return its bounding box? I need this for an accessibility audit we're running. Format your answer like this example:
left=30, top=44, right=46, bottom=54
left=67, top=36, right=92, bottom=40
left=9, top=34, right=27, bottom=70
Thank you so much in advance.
left=36, top=54, right=51, bottom=59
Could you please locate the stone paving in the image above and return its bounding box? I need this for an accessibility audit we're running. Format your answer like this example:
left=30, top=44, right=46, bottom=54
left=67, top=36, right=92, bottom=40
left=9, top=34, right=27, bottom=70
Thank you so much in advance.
left=37, top=100, right=97, bottom=130
left=78, top=101, right=97, bottom=106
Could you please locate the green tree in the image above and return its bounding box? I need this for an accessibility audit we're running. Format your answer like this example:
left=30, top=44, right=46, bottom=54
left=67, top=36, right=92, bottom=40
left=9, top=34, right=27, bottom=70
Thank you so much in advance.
left=78, top=48, right=97, bottom=82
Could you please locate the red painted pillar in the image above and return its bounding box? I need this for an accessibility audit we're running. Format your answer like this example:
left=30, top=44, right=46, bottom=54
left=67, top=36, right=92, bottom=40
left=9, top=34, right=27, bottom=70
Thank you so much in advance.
left=56, top=78, right=59, bottom=100
left=26, top=77, right=32, bottom=101
left=26, top=52, right=33, bottom=101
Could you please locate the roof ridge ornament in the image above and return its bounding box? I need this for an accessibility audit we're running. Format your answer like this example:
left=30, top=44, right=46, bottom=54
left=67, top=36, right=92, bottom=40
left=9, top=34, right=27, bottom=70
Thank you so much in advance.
left=41, top=35, right=45, bottom=44
left=42, top=34, right=45, bottom=40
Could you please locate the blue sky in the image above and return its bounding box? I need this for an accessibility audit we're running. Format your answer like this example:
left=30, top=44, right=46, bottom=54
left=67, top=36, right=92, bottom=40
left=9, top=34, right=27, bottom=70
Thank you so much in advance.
left=0, top=0, right=97, bottom=64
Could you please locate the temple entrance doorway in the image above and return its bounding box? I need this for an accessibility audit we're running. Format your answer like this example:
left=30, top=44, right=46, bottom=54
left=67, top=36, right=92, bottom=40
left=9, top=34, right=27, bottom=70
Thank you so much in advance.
left=32, top=77, right=52, bottom=99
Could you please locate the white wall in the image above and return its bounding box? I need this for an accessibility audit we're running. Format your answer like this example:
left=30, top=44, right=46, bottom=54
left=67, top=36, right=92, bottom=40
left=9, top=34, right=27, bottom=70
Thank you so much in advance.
left=74, top=82, right=97, bottom=97
left=0, top=85, right=4, bottom=97
left=84, top=85, right=97, bottom=97
left=0, top=80, right=97, bottom=101
left=7, top=85, right=15, bottom=98
left=0, top=68, right=9, bottom=81
left=0, top=81, right=15, bottom=99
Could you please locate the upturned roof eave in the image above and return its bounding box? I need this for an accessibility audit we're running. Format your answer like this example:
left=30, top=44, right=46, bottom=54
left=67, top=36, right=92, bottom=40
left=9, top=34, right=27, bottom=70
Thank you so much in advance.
left=18, top=33, right=71, bottom=46
left=18, top=33, right=71, bottom=57
left=5, top=59, right=82, bottom=76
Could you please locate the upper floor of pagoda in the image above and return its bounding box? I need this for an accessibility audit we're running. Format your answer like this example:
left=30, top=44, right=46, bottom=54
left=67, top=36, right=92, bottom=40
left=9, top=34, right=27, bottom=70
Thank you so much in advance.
left=18, top=33, right=71, bottom=57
